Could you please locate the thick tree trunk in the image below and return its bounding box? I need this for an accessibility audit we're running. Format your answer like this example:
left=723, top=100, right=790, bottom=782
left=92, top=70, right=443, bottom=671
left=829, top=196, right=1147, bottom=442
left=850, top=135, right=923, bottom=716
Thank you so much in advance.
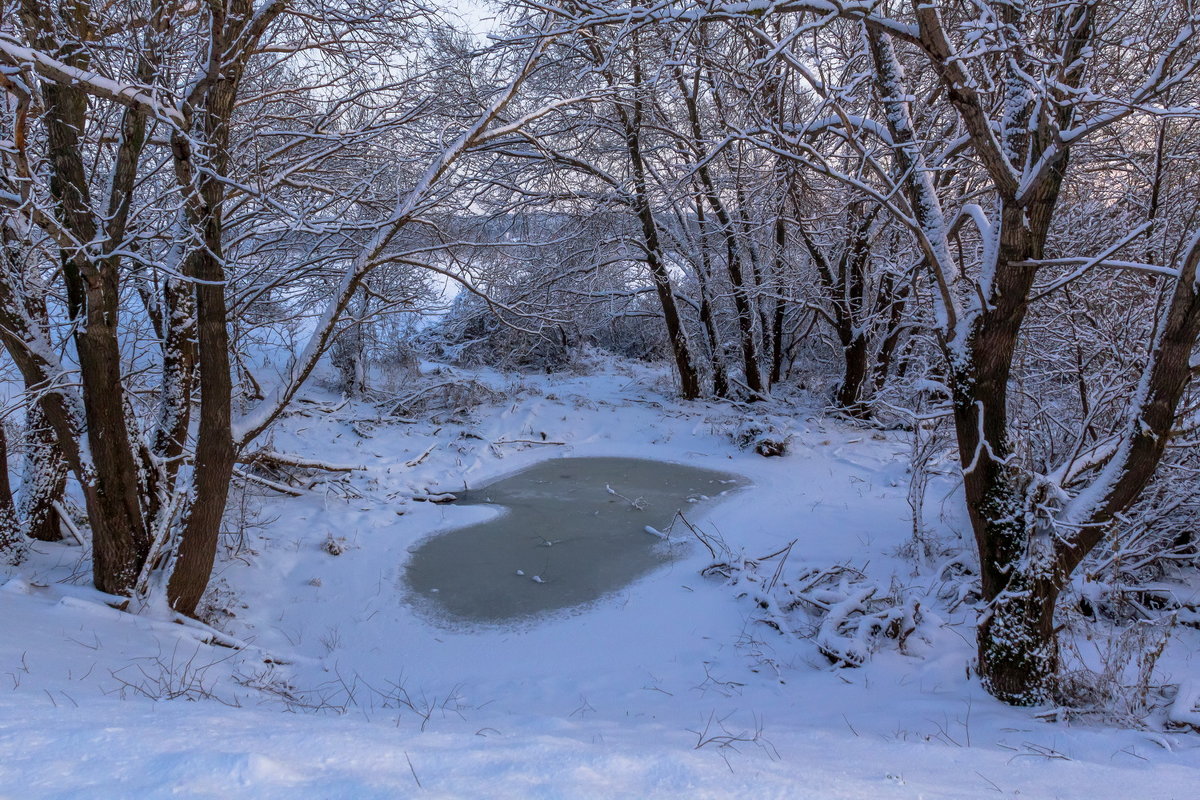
left=976, top=568, right=1060, bottom=705
left=331, top=331, right=368, bottom=398
left=154, top=277, right=197, bottom=484
left=1, top=260, right=148, bottom=592
left=20, top=403, right=66, bottom=542
left=165, top=239, right=235, bottom=615
left=837, top=214, right=873, bottom=416
left=952, top=200, right=1058, bottom=704
left=23, top=0, right=152, bottom=593
left=73, top=273, right=151, bottom=592
left=163, top=0, right=287, bottom=614
left=835, top=335, right=872, bottom=417
left=0, top=425, right=22, bottom=561
left=164, top=26, right=247, bottom=613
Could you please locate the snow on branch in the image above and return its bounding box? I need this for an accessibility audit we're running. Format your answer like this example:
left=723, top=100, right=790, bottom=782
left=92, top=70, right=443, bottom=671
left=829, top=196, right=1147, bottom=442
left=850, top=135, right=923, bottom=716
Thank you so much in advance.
left=0, top=35, right=184, bottom=127
left=539, top=1, right=921, bottom=43
left=232, top=35, right=558, bottom=447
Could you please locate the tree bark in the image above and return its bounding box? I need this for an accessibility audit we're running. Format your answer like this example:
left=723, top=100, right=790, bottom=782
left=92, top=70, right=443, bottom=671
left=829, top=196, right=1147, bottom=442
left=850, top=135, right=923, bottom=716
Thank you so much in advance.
left=20, top=402, right=65, bottom=542
left=0, top=425, right=21, bottom=561
left=165, top=0, right=266, bottom=613
left=694, top=198, right=730, bottom=397
left=975, top=567, right=1061, bottom=705
left=952, top=196, right=1067, bottom=704
left=769, top=213, right=788, bottom=388
left=23, top=0, right=150, bottom=594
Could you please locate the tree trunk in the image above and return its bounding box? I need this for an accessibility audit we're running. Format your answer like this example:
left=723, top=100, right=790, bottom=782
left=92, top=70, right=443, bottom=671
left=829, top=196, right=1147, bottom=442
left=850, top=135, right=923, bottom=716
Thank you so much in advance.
left=153, top=277, right=197, bottom=485
left=975, top=568, right=1060, bottom=705
left=165, top=236, right=235, bottom=615
left=722, top=230, right=765, bottom=396
left=164, top=23, right=247, bottom=613
left=620, top=59, right=701, bottom=400
left=952, top=200, right=1058, bottom=704
left=795, top=208, right=877, bottom=416
left=0, top=425, right=22, bottom=561
left=670, top=59, right=763, bottom=395
left=835, top=335, right=872, bottom=417
left=26, top=0, right=152, bottom=593
left=871, top=272, right=910, bottom=393
left=695, top=198, right=730, bottom=397
left=734, top=187, right=774, bottom=373
left=769, top=214, right=788, bottom=387
left=20, top=402, right=65, bottom=542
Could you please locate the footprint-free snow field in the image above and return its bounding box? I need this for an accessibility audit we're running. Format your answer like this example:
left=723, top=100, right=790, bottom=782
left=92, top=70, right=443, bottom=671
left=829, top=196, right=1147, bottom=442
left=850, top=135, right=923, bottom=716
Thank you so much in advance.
left=2, top=365, right=1197, bottom=799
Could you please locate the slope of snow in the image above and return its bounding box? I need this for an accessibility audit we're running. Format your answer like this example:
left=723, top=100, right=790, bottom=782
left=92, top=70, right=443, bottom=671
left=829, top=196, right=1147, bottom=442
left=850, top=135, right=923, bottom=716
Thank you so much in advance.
left=1, top=361, right=1197, bottom=798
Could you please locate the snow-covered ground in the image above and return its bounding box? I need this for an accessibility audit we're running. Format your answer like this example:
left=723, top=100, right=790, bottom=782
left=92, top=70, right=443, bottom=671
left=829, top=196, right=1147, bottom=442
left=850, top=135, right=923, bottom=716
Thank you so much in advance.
left=2, top=361, right=1197, bottom=798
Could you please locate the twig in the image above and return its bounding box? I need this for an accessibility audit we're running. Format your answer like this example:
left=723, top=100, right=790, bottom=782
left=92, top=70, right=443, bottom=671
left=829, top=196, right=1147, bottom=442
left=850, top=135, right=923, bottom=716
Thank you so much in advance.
left=405, top=443, right=437, bottom=468
left=975, top=771, right=1003, bottom=793
left=674, top=512, right=716, bottom=559
left=404, top=752, right=422, bottom=789
left=493, top=438, right=566, bottom=446
left=232, top=467, right=305, bottom=496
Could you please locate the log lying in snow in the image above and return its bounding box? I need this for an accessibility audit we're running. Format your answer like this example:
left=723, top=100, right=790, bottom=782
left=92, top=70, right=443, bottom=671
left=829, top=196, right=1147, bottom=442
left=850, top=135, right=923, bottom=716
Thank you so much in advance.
left=410, top=492, right=458, bottom=504
left=239, top=450, right=361, bottom=473
left=233, top=450, right=364, bottom=495
left=232, top=467, right=305, bottom=496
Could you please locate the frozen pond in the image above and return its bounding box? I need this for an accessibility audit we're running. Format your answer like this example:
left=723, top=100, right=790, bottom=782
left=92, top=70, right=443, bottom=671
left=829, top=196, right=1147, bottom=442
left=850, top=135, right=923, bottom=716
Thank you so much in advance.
left=404, top=457, right=746, bottom=625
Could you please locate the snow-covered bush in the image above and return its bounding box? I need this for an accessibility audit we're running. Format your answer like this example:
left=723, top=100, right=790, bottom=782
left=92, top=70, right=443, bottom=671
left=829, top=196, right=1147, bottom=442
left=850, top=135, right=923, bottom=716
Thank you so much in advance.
left=1054, top=616, right=1178, bottom=729
left=701, top=543, right=931, bottom=669
left=387, top=371, right=504, bottom=422
left=728, top=420, right=791, bottom=458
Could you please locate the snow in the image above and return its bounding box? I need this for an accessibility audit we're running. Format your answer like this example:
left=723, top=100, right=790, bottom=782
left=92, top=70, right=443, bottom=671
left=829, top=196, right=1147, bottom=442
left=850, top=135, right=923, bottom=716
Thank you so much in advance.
left=2, top=361, right=1198, bottom=798
left=0, top=34, right=186, bottom=127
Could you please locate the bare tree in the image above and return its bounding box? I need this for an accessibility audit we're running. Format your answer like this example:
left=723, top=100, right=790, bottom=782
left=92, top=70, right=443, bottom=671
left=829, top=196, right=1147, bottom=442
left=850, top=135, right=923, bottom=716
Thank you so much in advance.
left=552, top=0, right=1200, bottom=705
left=1, top=0, right=561, bottom=615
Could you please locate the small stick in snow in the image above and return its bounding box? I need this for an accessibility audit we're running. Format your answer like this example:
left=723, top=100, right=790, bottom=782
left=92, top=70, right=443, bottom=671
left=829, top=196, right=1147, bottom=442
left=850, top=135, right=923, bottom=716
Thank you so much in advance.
left=405, top=443, right=437, bottom=468
left=492, top=438, right=566, bottom=446
left=404, top=752, right=422, bottom=789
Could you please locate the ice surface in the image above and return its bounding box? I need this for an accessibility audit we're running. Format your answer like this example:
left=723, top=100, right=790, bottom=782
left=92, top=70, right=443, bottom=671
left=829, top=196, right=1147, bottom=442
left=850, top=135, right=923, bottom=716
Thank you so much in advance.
left=404, top=457, right=747, bottom=624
